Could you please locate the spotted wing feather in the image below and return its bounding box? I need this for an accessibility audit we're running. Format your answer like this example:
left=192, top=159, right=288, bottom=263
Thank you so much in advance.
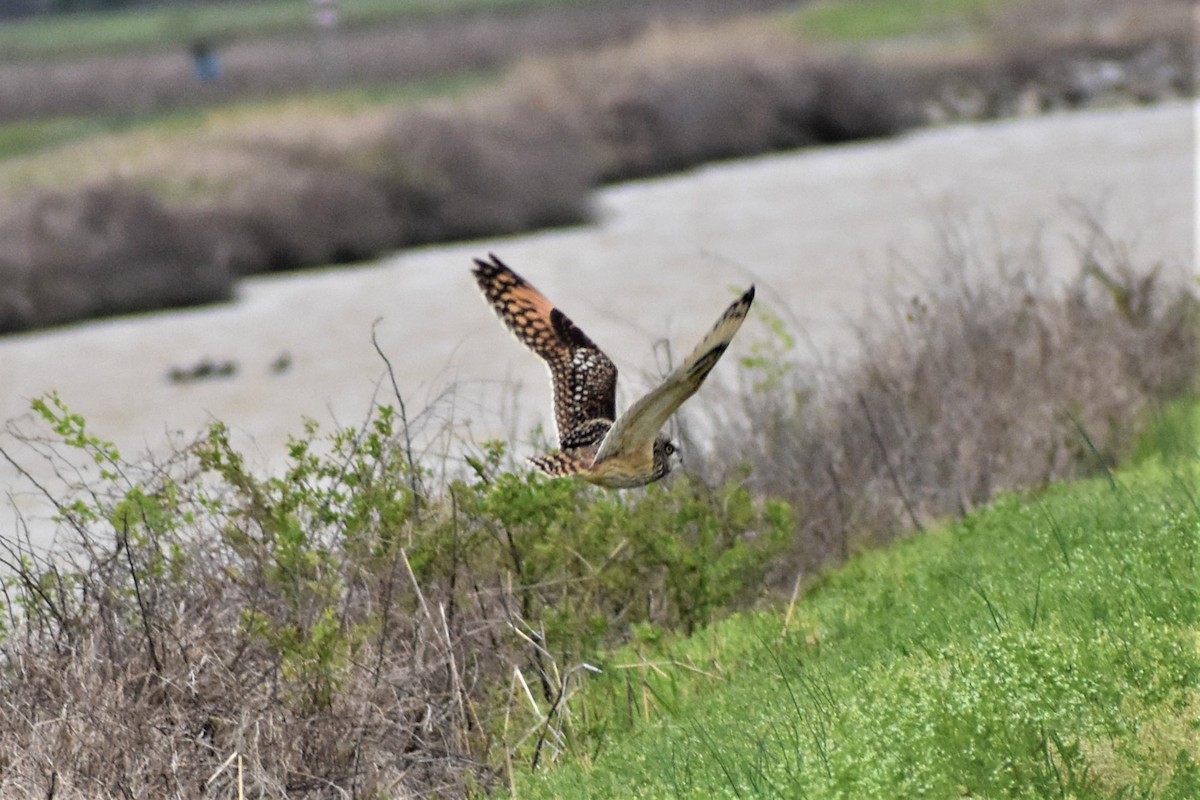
left=529, top=452, right=588, bottom=478
left=595, top=285, right=755, bottom=463
left=472, top=254, right=618, bottom=445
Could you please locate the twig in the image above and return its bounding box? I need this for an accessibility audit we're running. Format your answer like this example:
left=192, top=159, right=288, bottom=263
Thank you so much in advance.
left=120, top=517, right=162, bottom=675
left=503, top=670, right=519, bottom=798
left=440, top=602, right=470, bottom=750
left=205, top=751, right=239, bottom=789
left=1066, top=411, right=1117, bottom=491
left=371, top=318, right=424, bottom=516
left=857, top=393, right=924, bottom=533
left=825, top=456, right=849, bottom=560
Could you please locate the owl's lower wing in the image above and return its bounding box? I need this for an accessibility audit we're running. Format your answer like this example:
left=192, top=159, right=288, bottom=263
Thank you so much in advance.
left=595, top=285, right=755, bottom=463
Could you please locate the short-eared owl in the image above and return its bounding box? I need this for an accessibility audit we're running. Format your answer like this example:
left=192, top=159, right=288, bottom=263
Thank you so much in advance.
left=471, top=253, right=754, bottom=488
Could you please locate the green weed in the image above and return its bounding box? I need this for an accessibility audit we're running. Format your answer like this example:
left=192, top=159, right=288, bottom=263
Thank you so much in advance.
left=782, top=0, right=1010, bottom=42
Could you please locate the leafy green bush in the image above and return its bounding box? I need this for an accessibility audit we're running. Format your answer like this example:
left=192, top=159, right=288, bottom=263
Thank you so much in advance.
left=0, top=392, right=789, bottom=797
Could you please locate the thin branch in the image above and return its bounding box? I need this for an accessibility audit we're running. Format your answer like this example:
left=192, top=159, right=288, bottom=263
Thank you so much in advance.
left=371, top=318, right=424, bottom=516
left=857, top=394, right=924, bottom=533
left=120, top=517, right=162, bottom=675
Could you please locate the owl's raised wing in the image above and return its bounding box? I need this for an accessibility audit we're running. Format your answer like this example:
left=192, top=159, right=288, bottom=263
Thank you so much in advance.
left=472, top=254, right=618, bottom=445
left=594, top=285, right=755, bottom=463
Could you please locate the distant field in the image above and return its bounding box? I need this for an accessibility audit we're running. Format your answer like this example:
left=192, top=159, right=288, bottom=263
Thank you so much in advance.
left=0, top=72, right=491, bottom=161
left=0, top=0, right=798, bottom=126
left=0, top=0, right=589, bottom=60
left=0, top=0, right=1003, bottom=160
left=0, top=0, right=1009, bottom=61
left=784, top=0, right=1007, bottom=40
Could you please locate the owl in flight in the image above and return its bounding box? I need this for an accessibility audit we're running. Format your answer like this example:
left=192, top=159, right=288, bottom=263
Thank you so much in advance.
left=472, top=254, right=755, bottom=488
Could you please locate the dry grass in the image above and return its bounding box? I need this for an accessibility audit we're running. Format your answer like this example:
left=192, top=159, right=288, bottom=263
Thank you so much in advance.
left=378, top=94, right=597, bottom=244
left=906, top=0, right=1196, bottom=119
left=992, top=0, right=1194, bottom=53
left=697, top=220, right=1199, bottom=582
left=500, top=25, right=924, bottom=182
left=0, top=0, right=796, bottom=122
left=0, top=218, right=1195, bottom=797
left=0, top=526, right=499, bottom=796
left=0, top=415, right=787, bottom=797
left=0, top=184, right=232, bottom=332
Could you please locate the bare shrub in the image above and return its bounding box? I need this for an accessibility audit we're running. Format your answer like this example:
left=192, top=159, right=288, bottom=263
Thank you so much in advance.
left=959, top=0, right=1195, bottom=117
left=516, top=30, right=806, bottom=180
left=226, top=161, right=400, bottom=271
left=993, top=0, right=1194, bottom=55
left=379, top=98, right=596, bottom=244
left=703, top=225, right=1199, bottom=580
left=865, top=0, right=1195, bottom=122
left=0, top=393, right=787, bottom=797
left=0, top=0, right=798, bottom=122
left=0, top=184, right=232, bottom=332
left=502, top=26, right=923, bottom=182
left=803, top=55, right=926, bottom=142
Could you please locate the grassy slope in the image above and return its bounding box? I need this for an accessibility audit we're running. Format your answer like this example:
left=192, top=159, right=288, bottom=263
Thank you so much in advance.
left=516, top=404, right=1200, bottom=798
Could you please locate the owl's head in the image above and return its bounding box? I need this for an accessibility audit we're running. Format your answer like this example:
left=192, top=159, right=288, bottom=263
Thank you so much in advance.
left=652, top=434, right=682, bottom=481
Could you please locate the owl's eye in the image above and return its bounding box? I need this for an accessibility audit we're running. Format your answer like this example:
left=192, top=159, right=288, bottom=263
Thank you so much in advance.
left=664, top=443, right=676, bottom=455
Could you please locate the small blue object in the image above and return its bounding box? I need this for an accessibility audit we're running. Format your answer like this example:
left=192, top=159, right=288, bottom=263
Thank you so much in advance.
left=191, top=43, right=220, bottom=83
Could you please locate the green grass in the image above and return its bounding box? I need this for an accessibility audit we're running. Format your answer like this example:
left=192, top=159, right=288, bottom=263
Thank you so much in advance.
left=782, top=0, right=1011, bottom=41
left=514, top=402, right=1200, bottom=798
left=0, top=0, right=595, bottom=61
left=0, top=116, right=141, bottom=161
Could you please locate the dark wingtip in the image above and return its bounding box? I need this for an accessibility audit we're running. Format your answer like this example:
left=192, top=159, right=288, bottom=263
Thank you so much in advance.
left=744, top=284, right=755, bottom=304
left=471, top=253, right=516, bottom=286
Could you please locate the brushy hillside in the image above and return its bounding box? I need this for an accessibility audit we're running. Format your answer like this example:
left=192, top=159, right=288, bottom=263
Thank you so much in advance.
left=0, top=234, right=1195, bottom=797
left=0, top=0, right=796, bottom=116
left=700, top=222, right=1199, bottom=582
left=0, top=0, right=1191, bottom=333
left=514, top=403, right=1200, bottom=798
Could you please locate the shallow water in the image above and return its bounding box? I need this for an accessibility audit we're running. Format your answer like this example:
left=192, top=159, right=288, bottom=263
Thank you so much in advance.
left=2, top=100, right=1195, bottom=553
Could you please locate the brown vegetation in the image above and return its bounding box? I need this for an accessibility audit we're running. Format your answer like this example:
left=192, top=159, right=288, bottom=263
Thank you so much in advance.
left=0, top=184, right=232, bottom=332
left=698, top=222, right=1199, bottom=583
left=0, top=404, right=789, bottom=796
left=0, top=0, right=797, bottom=122
left=0, top=0, right=1193, bottom=333
left=0, top=224, right=1194, bottom=798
